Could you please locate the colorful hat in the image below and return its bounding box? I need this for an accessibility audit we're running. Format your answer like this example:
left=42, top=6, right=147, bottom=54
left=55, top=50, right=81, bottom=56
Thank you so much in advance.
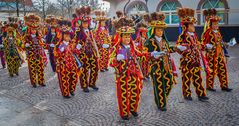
left=6, top=23, right=18, bottom=33
left=203, top=8, right=221, bottom=22
left=24, top=14, right=41, bottom=29
left=58, top=19, right=72, bottom=34
left=177, top=8, right=196, bottom=24
left=95, top=10, right=108, bottom=21
left=79, top=6, right=92, bottom=22
left=72, top=8, right=83, bottom=27
left=45, top=15, right=58, bottom=28
left=149, top=12, right=167, bottom=28
left=116, top=11, right=124, bottom=18
left=136, top=22, right=148, bottom=32
left=115, top=17, right=135, bottom=34
left=141, top=13, right=150, bottom=22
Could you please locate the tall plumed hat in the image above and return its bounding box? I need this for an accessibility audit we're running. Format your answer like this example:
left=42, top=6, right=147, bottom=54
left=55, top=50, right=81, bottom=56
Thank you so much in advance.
left=24, top=13, right=41, bottom=29
left=45, top=15, right=58, bottom=28
left=6, top=23, right=18, bottom=33
left=79, top=6, right=92, bottom=22
left=95, top=10, right=108, bottom=21
left=177, top=8, right=196, bottom=24
left=115, top=17, right=135, bottom=34
left=203, top=8, right=221, bottom=22
left=149, top=12, right=167, bottom=28
left=58, top=18, right=72, bottom=34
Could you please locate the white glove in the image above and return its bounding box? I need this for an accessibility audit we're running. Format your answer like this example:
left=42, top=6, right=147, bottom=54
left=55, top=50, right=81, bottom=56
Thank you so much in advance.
left=206, top=44, right=213, bottom=49
left=177, top=45, right=187, bottom=51
left=135, top=43, right=139, bottom=47
left=151, top=51, right=165, bottom=59
left=116, top=54, right=125, bottom=61
left=60, top=47, right=65, bottom=52
left=102, top=44, right=110, bottom=49
left=25, top=43, right=30, bottom=48
left=50, top=44, right=55, bottom=47
left=76, top=44, right=82, bottom=50
left=0, top=44, right=3, bottom=48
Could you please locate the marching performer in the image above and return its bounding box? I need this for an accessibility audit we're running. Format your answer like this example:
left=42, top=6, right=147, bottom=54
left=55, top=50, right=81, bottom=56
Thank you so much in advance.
left=55, top=19, right=80, bottom=98
left=45, top=15, right=60, bottom=72
left=94, top=10, right=111, bottom=72
left=74, top=6, right=99, bottom=92
left=176, top=8, right=209, bottom=101
left=110, top=17, right=160, bottom=120
left=23, top=14, right=48, bottom=87
left=202, top=9, right=232, bottom=92
left=3, top=23, right=22, bottom=77
left=144, top=12, right=176, bottom=111
left=0, top=22, right=6, bottom=69
left=135, top=22, right=150, bottom=79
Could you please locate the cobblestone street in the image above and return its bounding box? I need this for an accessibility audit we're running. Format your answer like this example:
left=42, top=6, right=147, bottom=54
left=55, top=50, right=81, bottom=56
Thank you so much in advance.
left=0, top=45, right=238, bottom=126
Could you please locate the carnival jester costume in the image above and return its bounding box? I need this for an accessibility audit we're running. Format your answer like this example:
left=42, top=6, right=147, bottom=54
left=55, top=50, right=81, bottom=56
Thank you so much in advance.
left=135, top=22, right=150, bottom=79
left=74, top=6, right=99, bottom=92
left=3, top=23, right=22, bottom=77
left=45, top=15, right=60, bottom=72
left=109, top=17, right=159, bottom=120
left=176, top=8, right=209, bottom=101
left=55, top=19, right=80, bottom=98
left=94, top=10, right=111, bottom=72
left=144, top=12, right=176, bottom=110
left=23, top=14, right=48, bottom=87
left=202, top=9, right=232, bottom=92
left=0, top=24, right=6, bottom=69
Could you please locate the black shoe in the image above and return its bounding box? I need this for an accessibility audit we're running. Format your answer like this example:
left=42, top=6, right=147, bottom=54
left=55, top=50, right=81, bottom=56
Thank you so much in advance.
left=16, top=73, right=19, bottom=76
left=121, top=116, right=129, bottom=120
left=100, top=70, right=105, bottom=72
left=63, top=95, right=71, bottom=99
left=184, top=96, right=193, bottom=101
left=83, top=88, right=90, bottom=93
left=70, top=92, right=75, bottom=96
left=33, top=84, right=37, bottom=88
left=158, top=107, right=167, bottom=111
left=198, top=96, right=209, bottom=102
left=130, top=111, right=138, bottom=117
left=222, top=88, right=233, bottom=92
left=90, top=86, right=99, bottom=91
left=207, top=88, right=216, bottom=92
left=40, top=84, right=46, bottom=87
left=105, top=68, right=109, bottom=71
left=10, top=74, right=14, bottom=77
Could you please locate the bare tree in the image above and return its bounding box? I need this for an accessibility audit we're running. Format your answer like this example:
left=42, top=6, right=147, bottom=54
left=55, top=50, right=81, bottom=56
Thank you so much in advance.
left=33, top=0, right=49, bottom=19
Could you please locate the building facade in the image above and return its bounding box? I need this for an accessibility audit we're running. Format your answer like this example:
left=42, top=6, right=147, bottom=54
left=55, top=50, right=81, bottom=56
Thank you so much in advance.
left=104, top=0, right=239, bottom=42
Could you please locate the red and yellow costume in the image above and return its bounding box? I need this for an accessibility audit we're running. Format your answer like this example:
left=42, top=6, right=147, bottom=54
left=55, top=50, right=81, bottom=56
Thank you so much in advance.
left=202, top=9, right=231, bottom=91
left=3, top=23, right=22, bottom=77
left=55, top=19, right=80, bottom=98
left=110, top=17, right=147, bottom=120
left=74, top=6, right=99, bottom=92
left=135, top=22, right=150, bottom=79
left=176, top=8, right=208, bottom=100
left=94, top=10, right=111, bottom=72
left=23, top=14, right=48, bottom=87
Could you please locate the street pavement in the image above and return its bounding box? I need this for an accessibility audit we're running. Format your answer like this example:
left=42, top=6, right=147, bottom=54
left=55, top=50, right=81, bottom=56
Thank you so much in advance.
left=0, top=45, right=238, bottom=126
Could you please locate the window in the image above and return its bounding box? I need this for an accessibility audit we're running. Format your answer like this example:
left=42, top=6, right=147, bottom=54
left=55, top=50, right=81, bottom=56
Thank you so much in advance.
left=160, top=1, right=181, bottom=25
left=126, top=1, right=148, bottom=15
left=200, top=0, right=227, bottom=24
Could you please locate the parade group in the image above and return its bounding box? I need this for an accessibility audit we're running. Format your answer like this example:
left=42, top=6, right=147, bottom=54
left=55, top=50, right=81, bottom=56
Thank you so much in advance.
left=0, top=6, right=233, bottom=120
